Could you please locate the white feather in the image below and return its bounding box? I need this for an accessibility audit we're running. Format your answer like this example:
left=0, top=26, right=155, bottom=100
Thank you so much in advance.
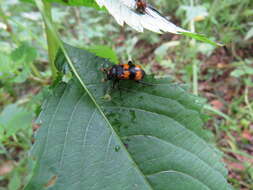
left=145, top=7, right=188, bottom=34
left=140, top=14, right=162, bottom=33
left=95, top=0, right=189, bottom=34
left=119, top=0, right=136, bottom=9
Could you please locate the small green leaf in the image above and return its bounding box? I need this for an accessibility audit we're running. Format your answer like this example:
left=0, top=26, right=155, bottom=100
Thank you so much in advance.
left=19, top=0, right=36, bottom=4
left=180, top=32, right=223, bottom=46
left=0, top=104, right=33, bottom=139
left=231, top=69, right=245, bottom=78
left=46, top=0, right=101, bottom=9
left=86, top=45, right=119, bottom=64
left=0, top=52, right=14, bottom=80
left=19, top=0, right=100, bottom=8
left=11, top=42, right=37, bottom=63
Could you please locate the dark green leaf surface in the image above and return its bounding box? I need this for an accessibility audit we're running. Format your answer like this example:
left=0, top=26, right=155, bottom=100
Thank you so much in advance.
left=26, top=44, right=232, bottom=190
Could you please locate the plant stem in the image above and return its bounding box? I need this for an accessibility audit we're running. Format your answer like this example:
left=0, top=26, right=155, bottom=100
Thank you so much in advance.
left=244, top=87, right=253, bottom=119
left=29, top=62, right=43, bottom=78
left=203, top=104, right=231, bottom=121
left=42, top=0, right=58, bottom=80
left=192, top=60, right=198, bottom=95
left=189, top=0, right=198, bottom=96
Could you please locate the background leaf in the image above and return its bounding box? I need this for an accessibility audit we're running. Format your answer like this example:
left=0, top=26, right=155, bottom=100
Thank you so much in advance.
left=244, top=26, right=253, bottom=40
left=180, top=32, right=223, bottom=46
left=0, top=104, right=33, bottom=140
left=11, top=42, right=37, bottom=63
left=20, top=0, right=100, bottom=8
left=47, top=0, right=100, bottom=9
left=86, top=45, right=119, bottom=64
left=0, top=42, right=37, bottom=83
left=25, top=44, right=232, bottom=190
left=180, top=5, right=208, bottom=24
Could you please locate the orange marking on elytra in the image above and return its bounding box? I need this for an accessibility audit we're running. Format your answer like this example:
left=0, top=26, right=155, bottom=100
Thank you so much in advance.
left=122, top=71, right=130, bottom=79
left=134, top=70, right=143, bottom=81
left=123, top=64, right=130, bottom=70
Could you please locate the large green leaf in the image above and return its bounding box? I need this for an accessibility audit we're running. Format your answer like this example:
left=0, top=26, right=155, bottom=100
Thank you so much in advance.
left=25, top=44, right=232, bottom=190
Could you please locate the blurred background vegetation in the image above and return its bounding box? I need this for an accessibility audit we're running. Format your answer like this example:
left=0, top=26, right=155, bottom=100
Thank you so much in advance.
left=0, top=0, right=253, bottom=189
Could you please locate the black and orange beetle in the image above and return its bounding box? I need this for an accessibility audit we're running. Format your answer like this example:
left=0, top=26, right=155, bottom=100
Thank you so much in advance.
left=102, top=61, right=145, bottom=85
left=135, top=0, right=147, bottom=14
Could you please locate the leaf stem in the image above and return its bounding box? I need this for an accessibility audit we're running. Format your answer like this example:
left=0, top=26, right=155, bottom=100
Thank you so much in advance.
left=192, top=60, right=198, bottom=95
left=189, top=0, right=198, bottom=96
left=42, top=0, right=58, bottom=80
left=244, top=87, right=253, bottom=119
left=29, top=62, right=43, bottom=78
left=203, top=104, right=231, bottom=121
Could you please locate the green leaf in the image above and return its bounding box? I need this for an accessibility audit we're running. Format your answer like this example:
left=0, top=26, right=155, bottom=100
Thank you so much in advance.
left=25, top=44, right=232, bottom=190
left=0, top=104, right=33, bottom=140
left=19, top=0, right=36, bottom=4
left=0, top=51, right=14, bottom=80
left=230, top=69, right=245, bottom=78
left=0, top=42, right=38, bottom=83
left=244, top=27, right=253, bottom=40
left=11, top=42, right=37, bottom=64
left=180, top=32, right=223, bottom=46
left=8, top=171, right=21, bottom=190
left=19, top=0, right=101, bottom=9
left=86, top=45, right=119, bottom=64
left=46, top=0, right=100, bottom=9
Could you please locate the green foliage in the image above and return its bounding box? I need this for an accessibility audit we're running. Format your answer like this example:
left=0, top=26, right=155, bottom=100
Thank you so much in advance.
left=47, top=0, right=100, bottom=9
left=231, top=59, right=253, bottom=87
left=0, top=42, right=37, bottom=83
left=180, top=32, right=223, bottom=46
left=244, top=27, right=253, bottom=40
left=25, top=45, right=231, bottom=190
left=0, top=104, right=33, bottom=141
left=20, top=0, right=100, bottom=8
left=86, top=45, right=119, bottom=64
left=11, top=42, right=37, bottom=63
left=8, top=171, right=22, bottom=190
